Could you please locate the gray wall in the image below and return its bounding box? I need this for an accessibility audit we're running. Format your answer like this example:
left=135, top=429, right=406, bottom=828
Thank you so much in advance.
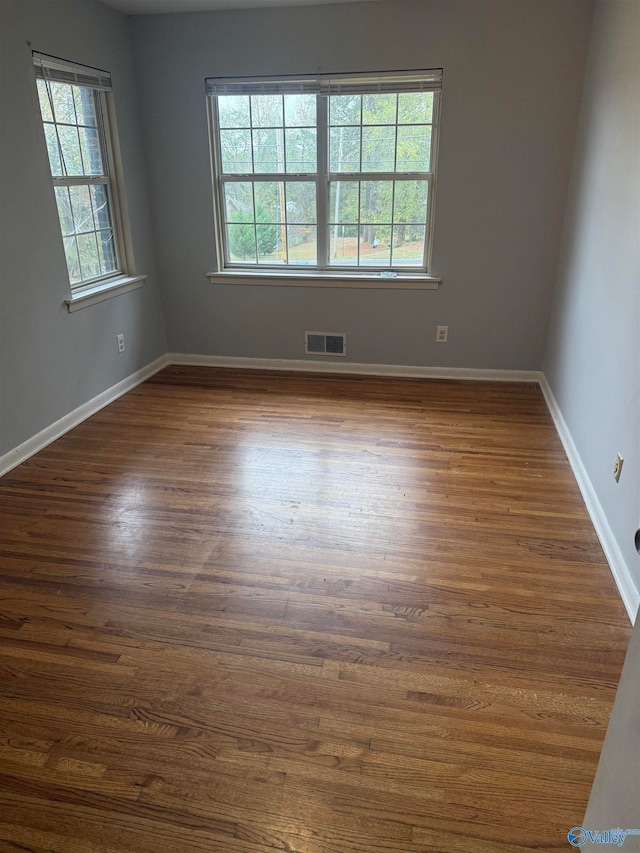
left=132, top=0, right=593, bottom=368
left=0, top=0, right=167, bottom=456
left=3, top=0, right=636, bottom=617
left=544, top=0, right=640, bottom=601
left=584, top=609, right=640, bottom=847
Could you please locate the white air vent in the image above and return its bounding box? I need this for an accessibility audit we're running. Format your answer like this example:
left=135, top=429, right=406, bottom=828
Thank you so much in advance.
left=305, top=332, right=347, bottom=357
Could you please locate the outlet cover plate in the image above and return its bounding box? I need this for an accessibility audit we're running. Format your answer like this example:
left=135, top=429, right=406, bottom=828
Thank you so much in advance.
left=613, top=453, right=623, bottom=482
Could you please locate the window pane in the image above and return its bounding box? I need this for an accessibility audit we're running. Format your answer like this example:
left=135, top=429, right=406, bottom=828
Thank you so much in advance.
left=253, top=128, right=284, bottom=173
left=360, top=225, right=391, bottom=265
left=227, top=224, right=256, bottom=262
left=398, top=91, right=433, bottom=124
left=285, top=128, right=316, bottom=173
left=392, top=224, right=425, bottom=265
left=57, top=125, right=83, bottom=175
left=63, top=236, right=82, bottom=283
left=393, top=180, right=428, bottom=225
left=220, top=129, right=252, bottom=173
left=212, top=80, right=437, bottom=272
left=44, top=125, right=62, bottom=176
left=286, top=182, right=316, bottom=224
left=362, top=93, right=397, bottom=125
left=77, top=232, right=101, bottom=279
left=329, top=126, right=360, bottom=172
left=257, top=224, right=285, bottom=264
left=54, top=187, right=74, bottom=236
left=287, top=225, right=317, bottom=265
left=329, top=94, right=360, bottom=126
left=329, top=225, right=358, bottom=265
left=36, top=76, right=125, bottom=285
left=50, top=81, right=76, bottom=123
left=396, top=125, right=431, bottom=172
left=78, top=126, right=103, bottom=175
left=254, top=181, right=285, bottom=222
left=329, top=181, right=358, bottom=224
left=224, top=182, right=255, bottom=223
left=69, top=185, right=94, bottom=232
left=97, top=229, right=118, bottom=273
left=90, top=185, right=113, bottom=231
left=37, top=80, right=53, bottom=122
left=284, top=94, right=316, bottom=127
left=218, top=95, right=250, bottom=129
left=360, top=181, right=393, bottom=224
left=73, top=86, right=97, bottom=127
left=362, top=126, right=396, bottom=172
left=251, top=95, right=283, bottom=128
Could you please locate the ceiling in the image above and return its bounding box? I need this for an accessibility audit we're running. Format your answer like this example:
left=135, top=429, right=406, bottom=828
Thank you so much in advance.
left=100, top=0, right=380, bottom=15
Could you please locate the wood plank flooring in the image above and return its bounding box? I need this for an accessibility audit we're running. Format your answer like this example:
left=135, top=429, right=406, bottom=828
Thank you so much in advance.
left=0, top=366, right=631, bottom=852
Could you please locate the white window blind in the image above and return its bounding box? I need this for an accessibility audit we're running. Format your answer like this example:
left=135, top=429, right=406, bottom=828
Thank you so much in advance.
left=33, top=52, right=112, bottom=91
left=206, top=69, right=443, bottom=98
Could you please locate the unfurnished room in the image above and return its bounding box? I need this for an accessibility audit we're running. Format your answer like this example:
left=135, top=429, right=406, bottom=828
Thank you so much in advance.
left=0, top=0, right=638, bottom=850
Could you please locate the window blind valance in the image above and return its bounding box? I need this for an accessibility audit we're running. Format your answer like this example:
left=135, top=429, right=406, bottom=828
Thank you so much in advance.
left=206, top=69, right=443, bottom=98
left=33, top=52, right=112, bottom=91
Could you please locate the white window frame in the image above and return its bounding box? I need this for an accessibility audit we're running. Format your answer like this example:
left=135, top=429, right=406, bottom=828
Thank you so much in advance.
left=33, top=52, right=144, bottom=310
left=206, top=70, right=442, bottom=287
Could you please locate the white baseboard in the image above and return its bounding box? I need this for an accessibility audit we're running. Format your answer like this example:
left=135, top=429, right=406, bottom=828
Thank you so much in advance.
left=169, top=353, right=543, bottom=383
left=0, top=354, right=170, bottom=478
left=0, top=354, right=541, bottom=481
left=1, top=351, right=635, bottom=624
left=539, top=376, right=639, bottom=624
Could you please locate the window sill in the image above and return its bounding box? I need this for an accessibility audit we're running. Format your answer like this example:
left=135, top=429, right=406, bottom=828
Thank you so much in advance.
left=207, top=270, right=441, bottom=290
left=65, top=275, right=146, bottom=313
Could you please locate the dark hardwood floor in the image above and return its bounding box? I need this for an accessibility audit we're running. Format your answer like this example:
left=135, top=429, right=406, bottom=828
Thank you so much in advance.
left=0, top=366, right=631, bottom=852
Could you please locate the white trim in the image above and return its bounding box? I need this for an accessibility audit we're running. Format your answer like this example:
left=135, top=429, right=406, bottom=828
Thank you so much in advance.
left=102, top=91, right=137, bottom=283
left=169, top=353, right=541, bottom=382
left=316, top=92, right=328, bottom=268
left=0, top=355, right=539, bottom=480
left=0, top=354, right=170, bottom=478
left=1, top=350, right=635, bottom=624
left=65, top=275, right=146, bottom=312
left=539, top=376, right=639, bottom=624
left=208, top=271, right=441, bottom=289
left=208, top=80, right=441, bottom=278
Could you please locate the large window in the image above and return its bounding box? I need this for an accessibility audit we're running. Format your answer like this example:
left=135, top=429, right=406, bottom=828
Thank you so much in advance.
left=34, top=53, right=128, bottom=291
left=207, top=70, right=442, bottom=276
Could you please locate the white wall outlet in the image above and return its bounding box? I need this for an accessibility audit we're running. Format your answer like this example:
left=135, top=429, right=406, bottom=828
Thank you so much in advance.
left=116, top=334, right=125, bottom=353
left=436, top=325, right=448, bottom=343
left=613, top=453, right=623, bottom=482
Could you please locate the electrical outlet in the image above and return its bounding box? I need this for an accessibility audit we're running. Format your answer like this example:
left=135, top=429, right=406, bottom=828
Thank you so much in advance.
left=613, top=453, right=623, bottom=483
left=436, top=325, right=448, bottom=343
left=116, top=334, right=125, bottom=354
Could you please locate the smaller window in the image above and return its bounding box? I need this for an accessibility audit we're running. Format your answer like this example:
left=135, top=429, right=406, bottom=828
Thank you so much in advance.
left=34, top=53, right=130, bottom=292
